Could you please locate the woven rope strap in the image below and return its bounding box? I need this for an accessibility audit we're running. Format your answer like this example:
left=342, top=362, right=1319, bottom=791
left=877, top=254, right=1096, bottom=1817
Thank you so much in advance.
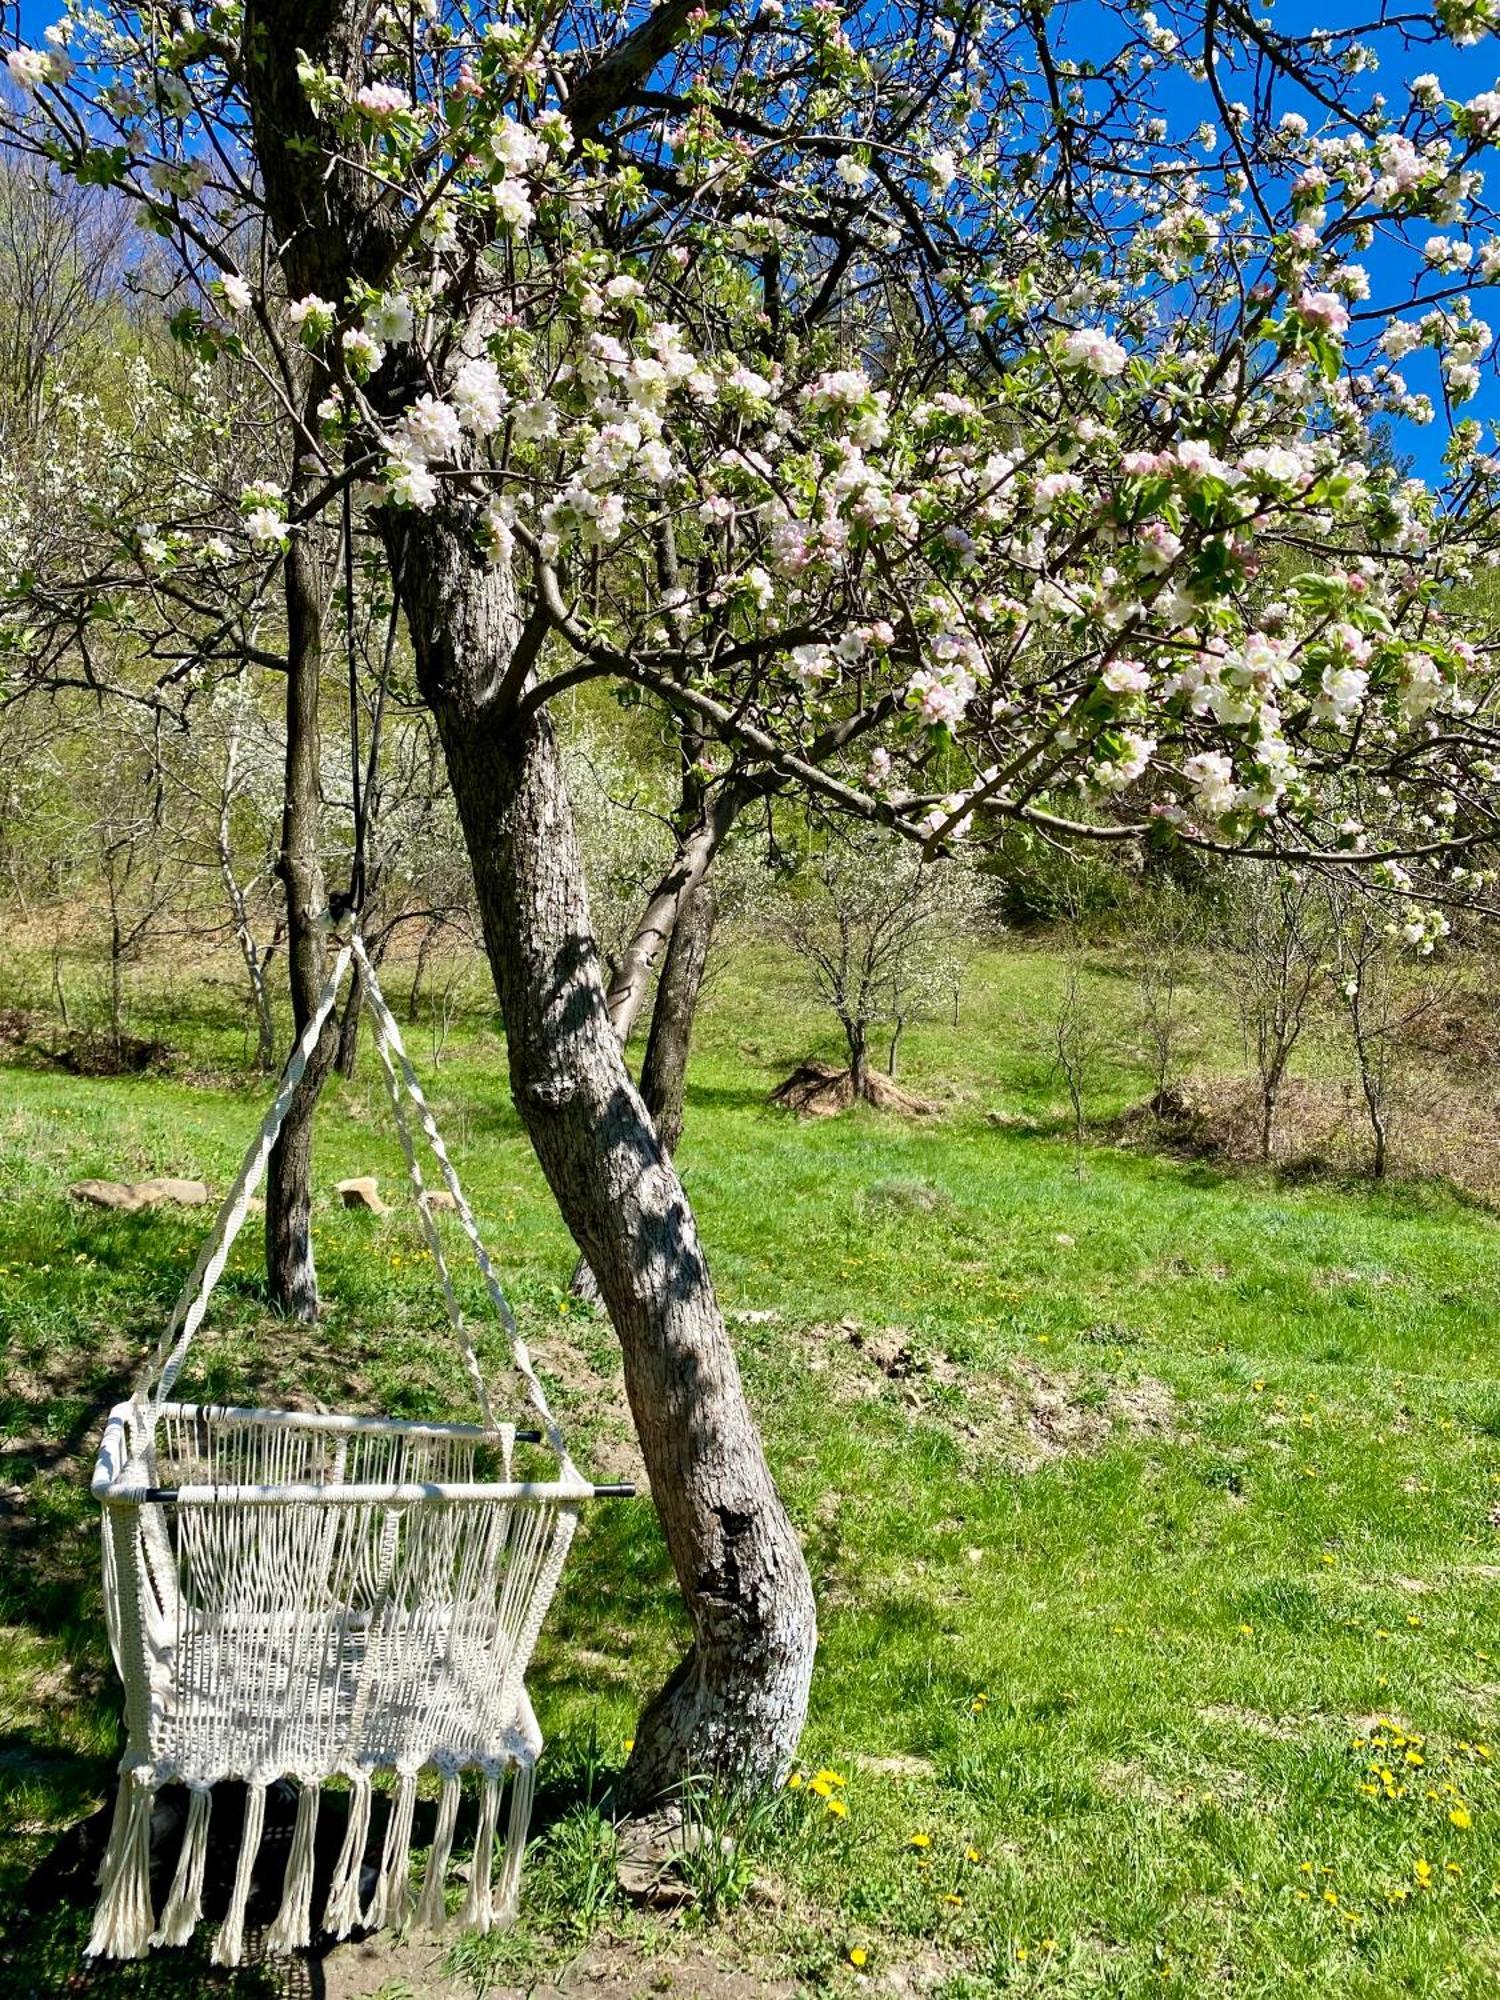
left=352, top=938, right=575, bottom=1473
left=125, top=932, right=572, bottom=1467
left=132, top=944, right=354, bottom=1424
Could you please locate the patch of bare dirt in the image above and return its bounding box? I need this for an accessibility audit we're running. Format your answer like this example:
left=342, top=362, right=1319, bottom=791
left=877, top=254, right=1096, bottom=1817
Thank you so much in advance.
left=320, top=1931, right=802, bottom=1999
left=799, top=1320, right=1176, bottom=1466
left=769, top=1059, right=937, bottom=1118
left=852, top=1752, right=937, bottom=1782
left=1198, top=1705, right=1304, bottom=1740
left=532, top=1327, right=647, bottom=1490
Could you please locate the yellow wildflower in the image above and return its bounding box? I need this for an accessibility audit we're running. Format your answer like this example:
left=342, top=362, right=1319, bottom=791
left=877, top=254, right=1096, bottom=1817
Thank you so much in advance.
left=1451, top=1806, right=1473, bottom=1830
left=826, top=1796, right=848, bottom=1818
left=786, top=1771, right=803, bottom=1790
left=909, top=1832, right=932, bottom=1850
left=848, top=1946, right=867, bottom=1968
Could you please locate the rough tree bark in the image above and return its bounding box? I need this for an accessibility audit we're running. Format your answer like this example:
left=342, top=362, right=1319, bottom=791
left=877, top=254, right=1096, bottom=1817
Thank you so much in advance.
left=242, top=0, right=816, bottom=1798
left=265, top=503, right=334, bottom=1320
left=390, top=513, right=816, bottom=1796
left=639, top=873, right=717, bottom=1156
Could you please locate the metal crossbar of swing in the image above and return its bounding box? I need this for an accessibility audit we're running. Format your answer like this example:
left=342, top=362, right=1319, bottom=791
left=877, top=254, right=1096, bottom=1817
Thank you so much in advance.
left=92, top=1404, right=635, bottom=1505
left=84, top=934, right=636, bottom=1965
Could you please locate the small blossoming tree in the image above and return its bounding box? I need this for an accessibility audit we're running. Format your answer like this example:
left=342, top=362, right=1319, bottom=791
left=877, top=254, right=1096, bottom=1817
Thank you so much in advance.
left=9, top=0, right=1500, bottom=1798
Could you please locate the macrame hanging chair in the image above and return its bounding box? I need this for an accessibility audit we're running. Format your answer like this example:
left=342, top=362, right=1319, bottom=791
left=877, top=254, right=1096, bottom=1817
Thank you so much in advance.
left=86, top=933, right=630, bottom=1965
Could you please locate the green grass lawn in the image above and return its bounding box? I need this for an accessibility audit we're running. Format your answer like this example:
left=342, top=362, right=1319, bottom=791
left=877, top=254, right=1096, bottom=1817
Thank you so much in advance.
left=1, top=943, right=1499, bottom=1996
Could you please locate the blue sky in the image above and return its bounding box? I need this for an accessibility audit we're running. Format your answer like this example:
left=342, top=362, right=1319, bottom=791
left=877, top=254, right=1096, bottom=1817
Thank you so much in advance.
left=13, top=0, right=1500, bottom=478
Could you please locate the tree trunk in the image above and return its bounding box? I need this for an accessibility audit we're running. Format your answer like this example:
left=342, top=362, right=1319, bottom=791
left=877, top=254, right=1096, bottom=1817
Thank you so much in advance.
left=846, top=1018, right=869, bottom=1099
left=604, top=781, right=749, bottom=1044
left=639, top=873, right=717, bottom=1157
left=335, top=965, right=363, bottom=1079
left=108, top=922, right=124, bottom=1053
left=408, top=918, right=437, bottom=1022
left=391, top=513, right=816, bottom=1802
left=266, top=510, right=333, bottom=1321
left=1260, top=1080, right=1278, bottom=1163
left=887, top=1016, right=905, bottom=1079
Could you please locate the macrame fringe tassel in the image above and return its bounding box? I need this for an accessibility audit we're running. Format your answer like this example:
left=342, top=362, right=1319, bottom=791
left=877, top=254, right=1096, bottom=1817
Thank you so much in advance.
left=323, top=1771, right=373, bottom=1941
left=86, top=1765, right=157, bottom=1960
left=460, top=1769, right=502, bottom=1934
left=211, top=1778, right=266, bottom=1968
left=494, top=1760, right=534, bottom=1927
left=266, top=1781, right=321, bottom=1955
left=150, top=1783, right=211, bottom=1950
left=367, top=1770, right=418, bottom=1933
left=415, top=1770, right=462, bottom=1933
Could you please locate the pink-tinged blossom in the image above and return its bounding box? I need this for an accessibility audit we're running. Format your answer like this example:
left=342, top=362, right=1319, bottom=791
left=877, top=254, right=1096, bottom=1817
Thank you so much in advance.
left=1101, top=657, right=1150, bottom=695
left=341, top=327, right=383, bottom=378
left=1034, top=470, right=1084, bottom=513
left=907, top=665, right=974, bottom=728
left=6, top=46, right=67, bottom=89
left=1136, top=521, right=1182, bottom=573
left=1400, top=651, right=1444, bottom=720
left=287, top=294, right=335, bottom=341
left=220, top=273, right=253, bottom=314
left=1295, top=290, right=1350, bottom=336
left=353, top=82, right=411, bottom=120
left=1062, top=327, right=1128, bottom=377
left=1174, top=439, right=1230, bottom=481
left=789, top=643, right=832, bottom=685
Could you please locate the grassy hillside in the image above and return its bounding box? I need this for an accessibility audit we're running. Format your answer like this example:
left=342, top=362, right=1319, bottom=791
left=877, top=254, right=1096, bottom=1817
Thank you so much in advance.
left=1, top=944, right=1498, bottom=1997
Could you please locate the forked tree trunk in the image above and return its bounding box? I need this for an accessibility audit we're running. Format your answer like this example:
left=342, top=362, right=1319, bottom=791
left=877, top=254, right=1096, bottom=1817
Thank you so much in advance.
left=392, top=514, right=816, bottom=1800
left=639, top=874, right=716, bottom=1157
left=266, top=518, right=333, bottom=1321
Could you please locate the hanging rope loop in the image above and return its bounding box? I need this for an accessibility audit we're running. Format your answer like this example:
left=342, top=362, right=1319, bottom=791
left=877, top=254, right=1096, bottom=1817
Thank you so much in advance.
left=128, top=938, right=569, bottom=1468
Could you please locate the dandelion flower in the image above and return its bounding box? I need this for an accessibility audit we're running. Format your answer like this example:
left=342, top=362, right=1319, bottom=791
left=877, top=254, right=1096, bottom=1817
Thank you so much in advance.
left=909, top=1832, right=932, bottom=1849
left=826, top=1796, right=849, bottom=1818
left=1451, top=1805, right=1473, bottom=1829
left=848, top=1946, right=867, bottom=1968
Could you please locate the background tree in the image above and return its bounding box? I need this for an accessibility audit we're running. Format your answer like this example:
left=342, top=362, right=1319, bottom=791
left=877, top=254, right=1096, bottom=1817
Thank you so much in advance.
left=1223, top=869, right=1329, bottom=1164
left=773, top=824, right=985, bottom=1099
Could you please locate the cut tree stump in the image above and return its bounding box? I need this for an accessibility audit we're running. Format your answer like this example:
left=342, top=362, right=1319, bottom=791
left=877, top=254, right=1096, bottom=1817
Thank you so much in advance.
left=336, top=1176, right=390, bottom=1213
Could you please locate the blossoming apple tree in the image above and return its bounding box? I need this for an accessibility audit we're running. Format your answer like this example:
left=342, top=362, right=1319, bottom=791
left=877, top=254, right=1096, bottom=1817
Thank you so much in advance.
left=9, top=0, right=1500, bottom=1796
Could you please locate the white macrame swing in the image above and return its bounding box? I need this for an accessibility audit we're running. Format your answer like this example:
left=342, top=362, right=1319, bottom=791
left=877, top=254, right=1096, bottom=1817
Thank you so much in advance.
left=87, top=934, right=627, bottom=1965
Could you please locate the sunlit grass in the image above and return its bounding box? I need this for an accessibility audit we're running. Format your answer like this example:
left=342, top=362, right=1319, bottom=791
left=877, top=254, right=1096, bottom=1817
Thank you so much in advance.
left=1, top=942, right=1498, bottom=1994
